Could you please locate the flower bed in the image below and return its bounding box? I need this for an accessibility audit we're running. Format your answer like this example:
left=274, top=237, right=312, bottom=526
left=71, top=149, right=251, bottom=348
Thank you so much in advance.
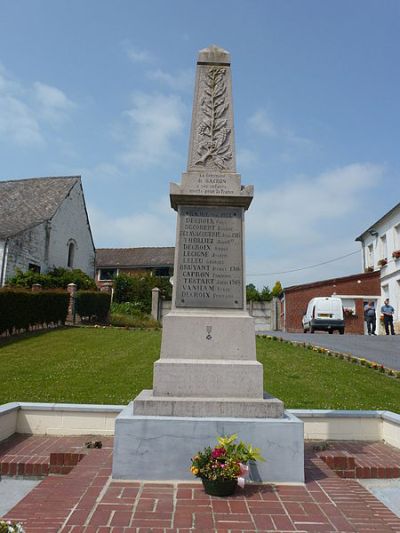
left=190, top=434, right=265, bottom=496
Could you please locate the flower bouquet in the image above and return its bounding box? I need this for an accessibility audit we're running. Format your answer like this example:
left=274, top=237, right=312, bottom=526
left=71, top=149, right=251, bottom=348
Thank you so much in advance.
left=190, top=434, right=265, bottom=496
left=0, top=521, right=25, bottom=533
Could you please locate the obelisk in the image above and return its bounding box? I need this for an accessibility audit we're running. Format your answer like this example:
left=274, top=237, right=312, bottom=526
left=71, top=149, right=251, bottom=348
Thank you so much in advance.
left=113, top=46, right=304, bottom=483
left=133, top=45, right=283, bottom=418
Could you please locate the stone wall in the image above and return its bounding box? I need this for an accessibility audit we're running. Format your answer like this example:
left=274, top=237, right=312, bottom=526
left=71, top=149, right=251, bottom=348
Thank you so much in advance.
left=154, top=294, right=277, bottom=331
left=5, top=222, right=48, bottom=281
left=48, top=181, right=95, bottom=277
left=3, top=181, right=95, bottom=282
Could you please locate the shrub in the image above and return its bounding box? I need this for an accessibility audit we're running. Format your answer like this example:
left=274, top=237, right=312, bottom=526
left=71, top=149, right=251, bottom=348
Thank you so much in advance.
left=109, top=313, right=160, bottom=329
left=110, top=301, right=143, bottom=317
left=7, top=267, right=96, bottom=290
left=108, top=299, right=160, bottom=329
left=75, top=291, right=111, bottom=323
left=0, top=289, right=69, bottom=335
left=113, top=273, right=172, bottom=314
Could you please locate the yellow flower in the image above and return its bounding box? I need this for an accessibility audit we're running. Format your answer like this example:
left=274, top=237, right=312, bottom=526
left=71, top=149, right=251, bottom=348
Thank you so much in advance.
left=191, top=466, right=199, bottom=475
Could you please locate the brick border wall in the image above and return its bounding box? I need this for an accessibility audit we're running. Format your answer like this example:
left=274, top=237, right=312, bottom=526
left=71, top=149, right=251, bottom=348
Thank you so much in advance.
left=283, top=271, right=381, bottom=333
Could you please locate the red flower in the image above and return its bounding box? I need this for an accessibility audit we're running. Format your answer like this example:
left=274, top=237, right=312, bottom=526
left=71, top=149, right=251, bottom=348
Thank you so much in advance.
left=211, top=447, right=226, bottom=459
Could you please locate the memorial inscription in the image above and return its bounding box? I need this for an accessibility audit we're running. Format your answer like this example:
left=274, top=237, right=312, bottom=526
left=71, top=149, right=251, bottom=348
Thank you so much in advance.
left=175, top=205, right=243, bottom=309
left=182, top=172, right=239, bottom=196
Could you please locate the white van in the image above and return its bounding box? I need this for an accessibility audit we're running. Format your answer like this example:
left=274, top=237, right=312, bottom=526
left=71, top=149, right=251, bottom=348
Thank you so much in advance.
left=302, top=297, right=345, bottom=334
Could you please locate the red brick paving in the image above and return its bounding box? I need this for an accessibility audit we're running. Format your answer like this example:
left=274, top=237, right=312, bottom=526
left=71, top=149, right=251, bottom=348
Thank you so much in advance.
left=319, top=441, right=400, bottom=479
left=1, top=435, right=400, bottom=532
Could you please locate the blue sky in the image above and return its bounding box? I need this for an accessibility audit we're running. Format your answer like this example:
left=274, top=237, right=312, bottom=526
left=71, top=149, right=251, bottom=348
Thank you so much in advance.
left=0, top=0, right=399, bottom=289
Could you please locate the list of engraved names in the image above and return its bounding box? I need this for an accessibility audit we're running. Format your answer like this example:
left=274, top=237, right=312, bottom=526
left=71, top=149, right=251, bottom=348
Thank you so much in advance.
left=175, top=206, right=243, bottom=309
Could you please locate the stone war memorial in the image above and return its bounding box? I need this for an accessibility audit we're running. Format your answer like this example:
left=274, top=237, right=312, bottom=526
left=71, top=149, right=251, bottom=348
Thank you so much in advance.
left=113, top=45, right=304, bottom=483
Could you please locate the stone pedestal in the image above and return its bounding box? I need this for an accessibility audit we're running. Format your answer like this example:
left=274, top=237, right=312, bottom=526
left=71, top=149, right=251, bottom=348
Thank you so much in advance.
left=134, top=309, right=284, bottom=417
left=113, top=45, right=303, bottom=483
left=113, top=404, right=304, bottom=483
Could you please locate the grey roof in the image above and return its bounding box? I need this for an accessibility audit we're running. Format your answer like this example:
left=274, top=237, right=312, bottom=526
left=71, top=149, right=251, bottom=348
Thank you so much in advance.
left=0, top=176, right=80, bottom=239
left=284, top=270, right=380, bottom=293
left=355, top=202, right=400, bottom=242
left=96, top=247, right=175, bottom=268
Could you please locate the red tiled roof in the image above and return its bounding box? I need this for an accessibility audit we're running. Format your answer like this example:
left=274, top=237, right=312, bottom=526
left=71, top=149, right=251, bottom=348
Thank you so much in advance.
left=95, top=247, right=175, bottom=268
left=284, top=270, right=380, bottom=293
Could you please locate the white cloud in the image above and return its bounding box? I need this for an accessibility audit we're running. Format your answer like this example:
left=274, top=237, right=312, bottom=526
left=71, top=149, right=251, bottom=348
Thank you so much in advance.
left=248, top=163, right=384, bottom=245
left=0, top=64, right=75, bottom=146
left=33, top=82, right=75, bottom=124
left=248, top=110, right=278, bottom=137
left=237, top=147, right=258, bottom=169
left=118, top=92, right=186, bottom=168
left=0, top=66, right=43, bottom=145
left=244, top=162, right=384, bottom=288
left=248, top=108, right=314, bottom=147
left=0, top=93, right=44, bottom=145
left=88, top=198, right=176, bottom=248
left=146, top=68, right=193, bottom=92
left=246, top=239, right=363, bottom=289
left=124, top=42, right=154, bottom=64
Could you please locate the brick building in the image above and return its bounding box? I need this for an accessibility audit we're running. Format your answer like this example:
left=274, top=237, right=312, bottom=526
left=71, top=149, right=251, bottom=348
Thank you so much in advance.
left=95, top=247, right=174, bottom=290
left=282, top=271, right=381, bottom=334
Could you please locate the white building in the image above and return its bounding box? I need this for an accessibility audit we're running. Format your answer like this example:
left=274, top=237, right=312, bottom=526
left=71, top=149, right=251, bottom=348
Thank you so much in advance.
left=356, top=202, right=400, bottom=332
left=0, top=176, right=95, bottom=285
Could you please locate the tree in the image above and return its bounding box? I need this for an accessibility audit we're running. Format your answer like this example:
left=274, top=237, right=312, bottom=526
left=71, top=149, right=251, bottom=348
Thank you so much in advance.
left=260, top=286, right=272, bottom=301
left=271, top=281, right=283, bottom=298
left=246, top=283, right=260, bottom=302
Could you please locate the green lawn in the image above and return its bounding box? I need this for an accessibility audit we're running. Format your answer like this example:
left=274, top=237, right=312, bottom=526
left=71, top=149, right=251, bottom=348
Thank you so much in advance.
left=0, top=328, right=160, bottom=405
left=257, top=337, right=400, bottom=411
left=0, top=327, right=399, bottom=411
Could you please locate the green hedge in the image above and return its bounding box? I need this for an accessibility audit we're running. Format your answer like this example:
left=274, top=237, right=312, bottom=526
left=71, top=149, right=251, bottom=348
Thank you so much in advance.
left=113, top=273, right=172, bottom=314
left=7, top=267, right=97, bottom=290
left=0, top=289, right=69, bottom=335
left=75, top=291, right=111, bottom=322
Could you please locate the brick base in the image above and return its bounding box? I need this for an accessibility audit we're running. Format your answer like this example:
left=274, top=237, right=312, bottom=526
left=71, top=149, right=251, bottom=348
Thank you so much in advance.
left=320, top=441, right=400, bottom=479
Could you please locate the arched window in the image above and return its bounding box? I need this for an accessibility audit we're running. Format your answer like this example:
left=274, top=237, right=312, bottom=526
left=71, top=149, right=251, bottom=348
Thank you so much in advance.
left=67, top=241, right=75, bottom=268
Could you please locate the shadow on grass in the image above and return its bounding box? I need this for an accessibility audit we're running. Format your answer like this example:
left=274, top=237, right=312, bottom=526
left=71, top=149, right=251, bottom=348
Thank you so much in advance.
left=0, top=326, right=70, bottom=348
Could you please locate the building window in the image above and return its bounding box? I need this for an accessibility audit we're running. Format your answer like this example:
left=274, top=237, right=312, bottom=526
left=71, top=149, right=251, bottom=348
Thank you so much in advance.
left=28, top=263, right=41, bottom=273
left=367, top=244, right=374, bottom=268
left=341, top=298, right=356, bottom=316
left=382, top=284, right=389, bottom=301
left=67, top=242, right=75, bottom=268
left=98, top=268, right=117, bottom=281
left=394, top=224, right=400, bottom=249
left=154, top=267, right=171, bottom=277
left=379, top=234, right=387, bottom=259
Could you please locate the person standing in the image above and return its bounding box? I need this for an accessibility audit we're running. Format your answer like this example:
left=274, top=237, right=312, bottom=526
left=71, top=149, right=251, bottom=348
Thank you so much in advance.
left=364, top=301, right=377, bottom=335
left=381, top=298, right=395, bottom=335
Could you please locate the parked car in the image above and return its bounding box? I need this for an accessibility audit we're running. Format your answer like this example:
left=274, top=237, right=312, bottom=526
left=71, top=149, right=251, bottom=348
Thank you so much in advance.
left=302, top=297, right=345, bottom=334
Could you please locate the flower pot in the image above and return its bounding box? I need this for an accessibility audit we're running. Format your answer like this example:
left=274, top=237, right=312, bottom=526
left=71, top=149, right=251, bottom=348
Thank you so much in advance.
left=201, top=477, right=238, bottom=497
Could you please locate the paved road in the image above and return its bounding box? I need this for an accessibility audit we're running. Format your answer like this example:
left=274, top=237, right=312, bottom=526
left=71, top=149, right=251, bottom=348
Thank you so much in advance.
left=257, top=330, right=400, bottom=371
